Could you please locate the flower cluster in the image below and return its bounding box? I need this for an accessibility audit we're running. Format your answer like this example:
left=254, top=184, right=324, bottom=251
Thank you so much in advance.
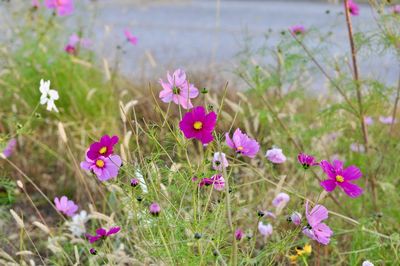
left=80, top=135, right=122, bottom=181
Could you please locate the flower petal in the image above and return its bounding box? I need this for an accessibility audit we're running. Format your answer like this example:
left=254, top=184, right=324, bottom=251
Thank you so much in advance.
left=339, top=182, right=363, bottom=198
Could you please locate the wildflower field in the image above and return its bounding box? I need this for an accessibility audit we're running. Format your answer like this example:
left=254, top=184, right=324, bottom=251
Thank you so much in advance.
left=0, top=1, right=399, bottom=265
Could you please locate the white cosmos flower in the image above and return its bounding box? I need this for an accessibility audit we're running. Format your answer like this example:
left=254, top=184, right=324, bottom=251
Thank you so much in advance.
left=39, top=79, right=59, bottom=112
left=66, top=210, right=89, bottom=237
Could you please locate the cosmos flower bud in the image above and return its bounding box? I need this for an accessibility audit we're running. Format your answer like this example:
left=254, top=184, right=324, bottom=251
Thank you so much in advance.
left=234, top=228, right=244, bottom=241
left=89, top=248, right=97, bottom=255
left=130, top=178, right=139, bottom=187
left=149, top=202, right=161, bottom=216
left=289, top=212, right=302, bottom=226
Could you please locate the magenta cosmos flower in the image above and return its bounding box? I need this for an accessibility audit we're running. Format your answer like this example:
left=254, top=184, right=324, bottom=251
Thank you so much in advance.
left=179, top=106, right=217, bottom=144
left=87, top=135, right=119, bottom=160
left=124, top=29, right=138, bottom=45
left=225, top=128, right=260, bottom=158
left=80, top=154, right=122, bottom=181
left=347, top=0, right=359, bottom=16
left=1, top=138, right=17, bottom=158
left=212, top=152, right=229, bottom=171
left=320, top=159, right=363, bottom=198
left=149, top=202, right=161, bottom=216
left=265, top=148, right=286, bottom=164
left=302, top=201, right=333, bottom=245
left=235, top=228, right=244, bottom=240
left=289, top=25, right=305, bottom=35
left=65, top=34, right=91, bottom=55
left=297, top=152, right=318, bottom=169
left=159, top=69, right=199, bottom=109
left=199, top=174, right=225, bottom=191
left=86, top=226, right=120, bottom=243
left=45, top=0, right=74, bottom=16
left=54, top=196, right=78, bottom=217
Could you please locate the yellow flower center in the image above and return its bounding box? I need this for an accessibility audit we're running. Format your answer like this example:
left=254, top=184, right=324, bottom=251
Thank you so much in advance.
left=193, top=121, right=203, bottom=130
left=335, top=175, right=344, bottom=183
left=237, top=146, right=244, bottom=151
left=96, top=159, right=105, bottom=168
left=99, top=146, right=107, bottom=154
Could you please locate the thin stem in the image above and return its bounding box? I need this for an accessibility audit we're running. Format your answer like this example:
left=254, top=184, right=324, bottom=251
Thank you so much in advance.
left=290, top=32, right=358, bottom=115
left=343, top=0, right=369, bottom=152
left=390, top=70, right=400, bottom=134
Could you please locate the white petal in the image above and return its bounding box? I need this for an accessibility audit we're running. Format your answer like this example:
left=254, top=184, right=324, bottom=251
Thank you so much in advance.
left=48, top=90, right=59, bottom=100
left=40, top=96, right=48, bottom=105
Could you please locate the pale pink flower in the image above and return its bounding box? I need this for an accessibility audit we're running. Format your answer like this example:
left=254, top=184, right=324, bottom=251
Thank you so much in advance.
left=258, top=222, right=273, bottom=237
left=272, top=192, right=290, bottom=208
left=225, top=128, right=260, bottom=158
left=379, top=116, right=396, bottom=125
left=159, top=69, right=199, bottom=109
left=1, top=139, right=17, bottom=158
left=289, top=212, right=302, bottom=226
left=54, top=196, right=78, bottom=217
left=212, top=152, right=229, bottom=171
left=265, top=148, right=286, bottom=164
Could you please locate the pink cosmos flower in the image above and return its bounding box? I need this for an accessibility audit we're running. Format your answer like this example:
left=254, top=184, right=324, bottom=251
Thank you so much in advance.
left=1, top=138, right=17, bottom=158
left=320, top=159, right=363, bottom=198
left=64, top=34, right=92, bottom=55
left=347, top=0, right=359, bottom=16
left=362, top=261, right=374, bottom=266
left=350, top=143, right=365, bottom=153
left=272, top=192, right=290, bottom=208
left=212, top=152, right=229, bottom=171
left=258, top=222, right=273, bottom=237
left=289, top=25, right=305, bottom=35
left=364, top=116, right=373, bottom=125
left=87, top=135, right=119, bottom=160
left=179, top=106, right=217, bottom=144
left=80, top=154, right=122, bottom=182
left=54, top=196, right=78, bottom=217
left=235, top=228, right=244, bottom=240
left=45, top=0, right=74, bottom=16
left=159, top=69, right=199, bottom=109
left=302, top=201, right=333, bottom=245
left=199, top=174, right=225, bottom=191
left=124, top=29, right=138, bottom=45
left=297, top=152, right=318, bottom=169
left=225, top=128, right=259, bottom=158
left=393, top=5, right=400, bottom=14
left=289, top=211, right=302, bottom=226
left=32, top=0, right=40, bottom=8
left=86, top=226, right=120, bottom=243
left=149, top=202, right=161, bottom=216
left=379, top=116, right=396, bottom=125
left=265, top=148, right=286, bottom=164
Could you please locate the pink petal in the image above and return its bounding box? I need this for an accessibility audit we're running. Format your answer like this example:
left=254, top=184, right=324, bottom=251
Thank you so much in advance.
left=342, top=165, right=362, bottom=181
left=308, top=204, right=329, bottom=227
left=225, top=133, right=235, bottom=149
left=339, top=182, right=363, bottom=198
left=320, top=179, right=337, bottom=192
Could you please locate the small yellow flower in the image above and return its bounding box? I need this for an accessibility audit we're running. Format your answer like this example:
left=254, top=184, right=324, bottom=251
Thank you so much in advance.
left=288, top=255, right=298, bottom=264
left=303, top=244, right=312, bottom=255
